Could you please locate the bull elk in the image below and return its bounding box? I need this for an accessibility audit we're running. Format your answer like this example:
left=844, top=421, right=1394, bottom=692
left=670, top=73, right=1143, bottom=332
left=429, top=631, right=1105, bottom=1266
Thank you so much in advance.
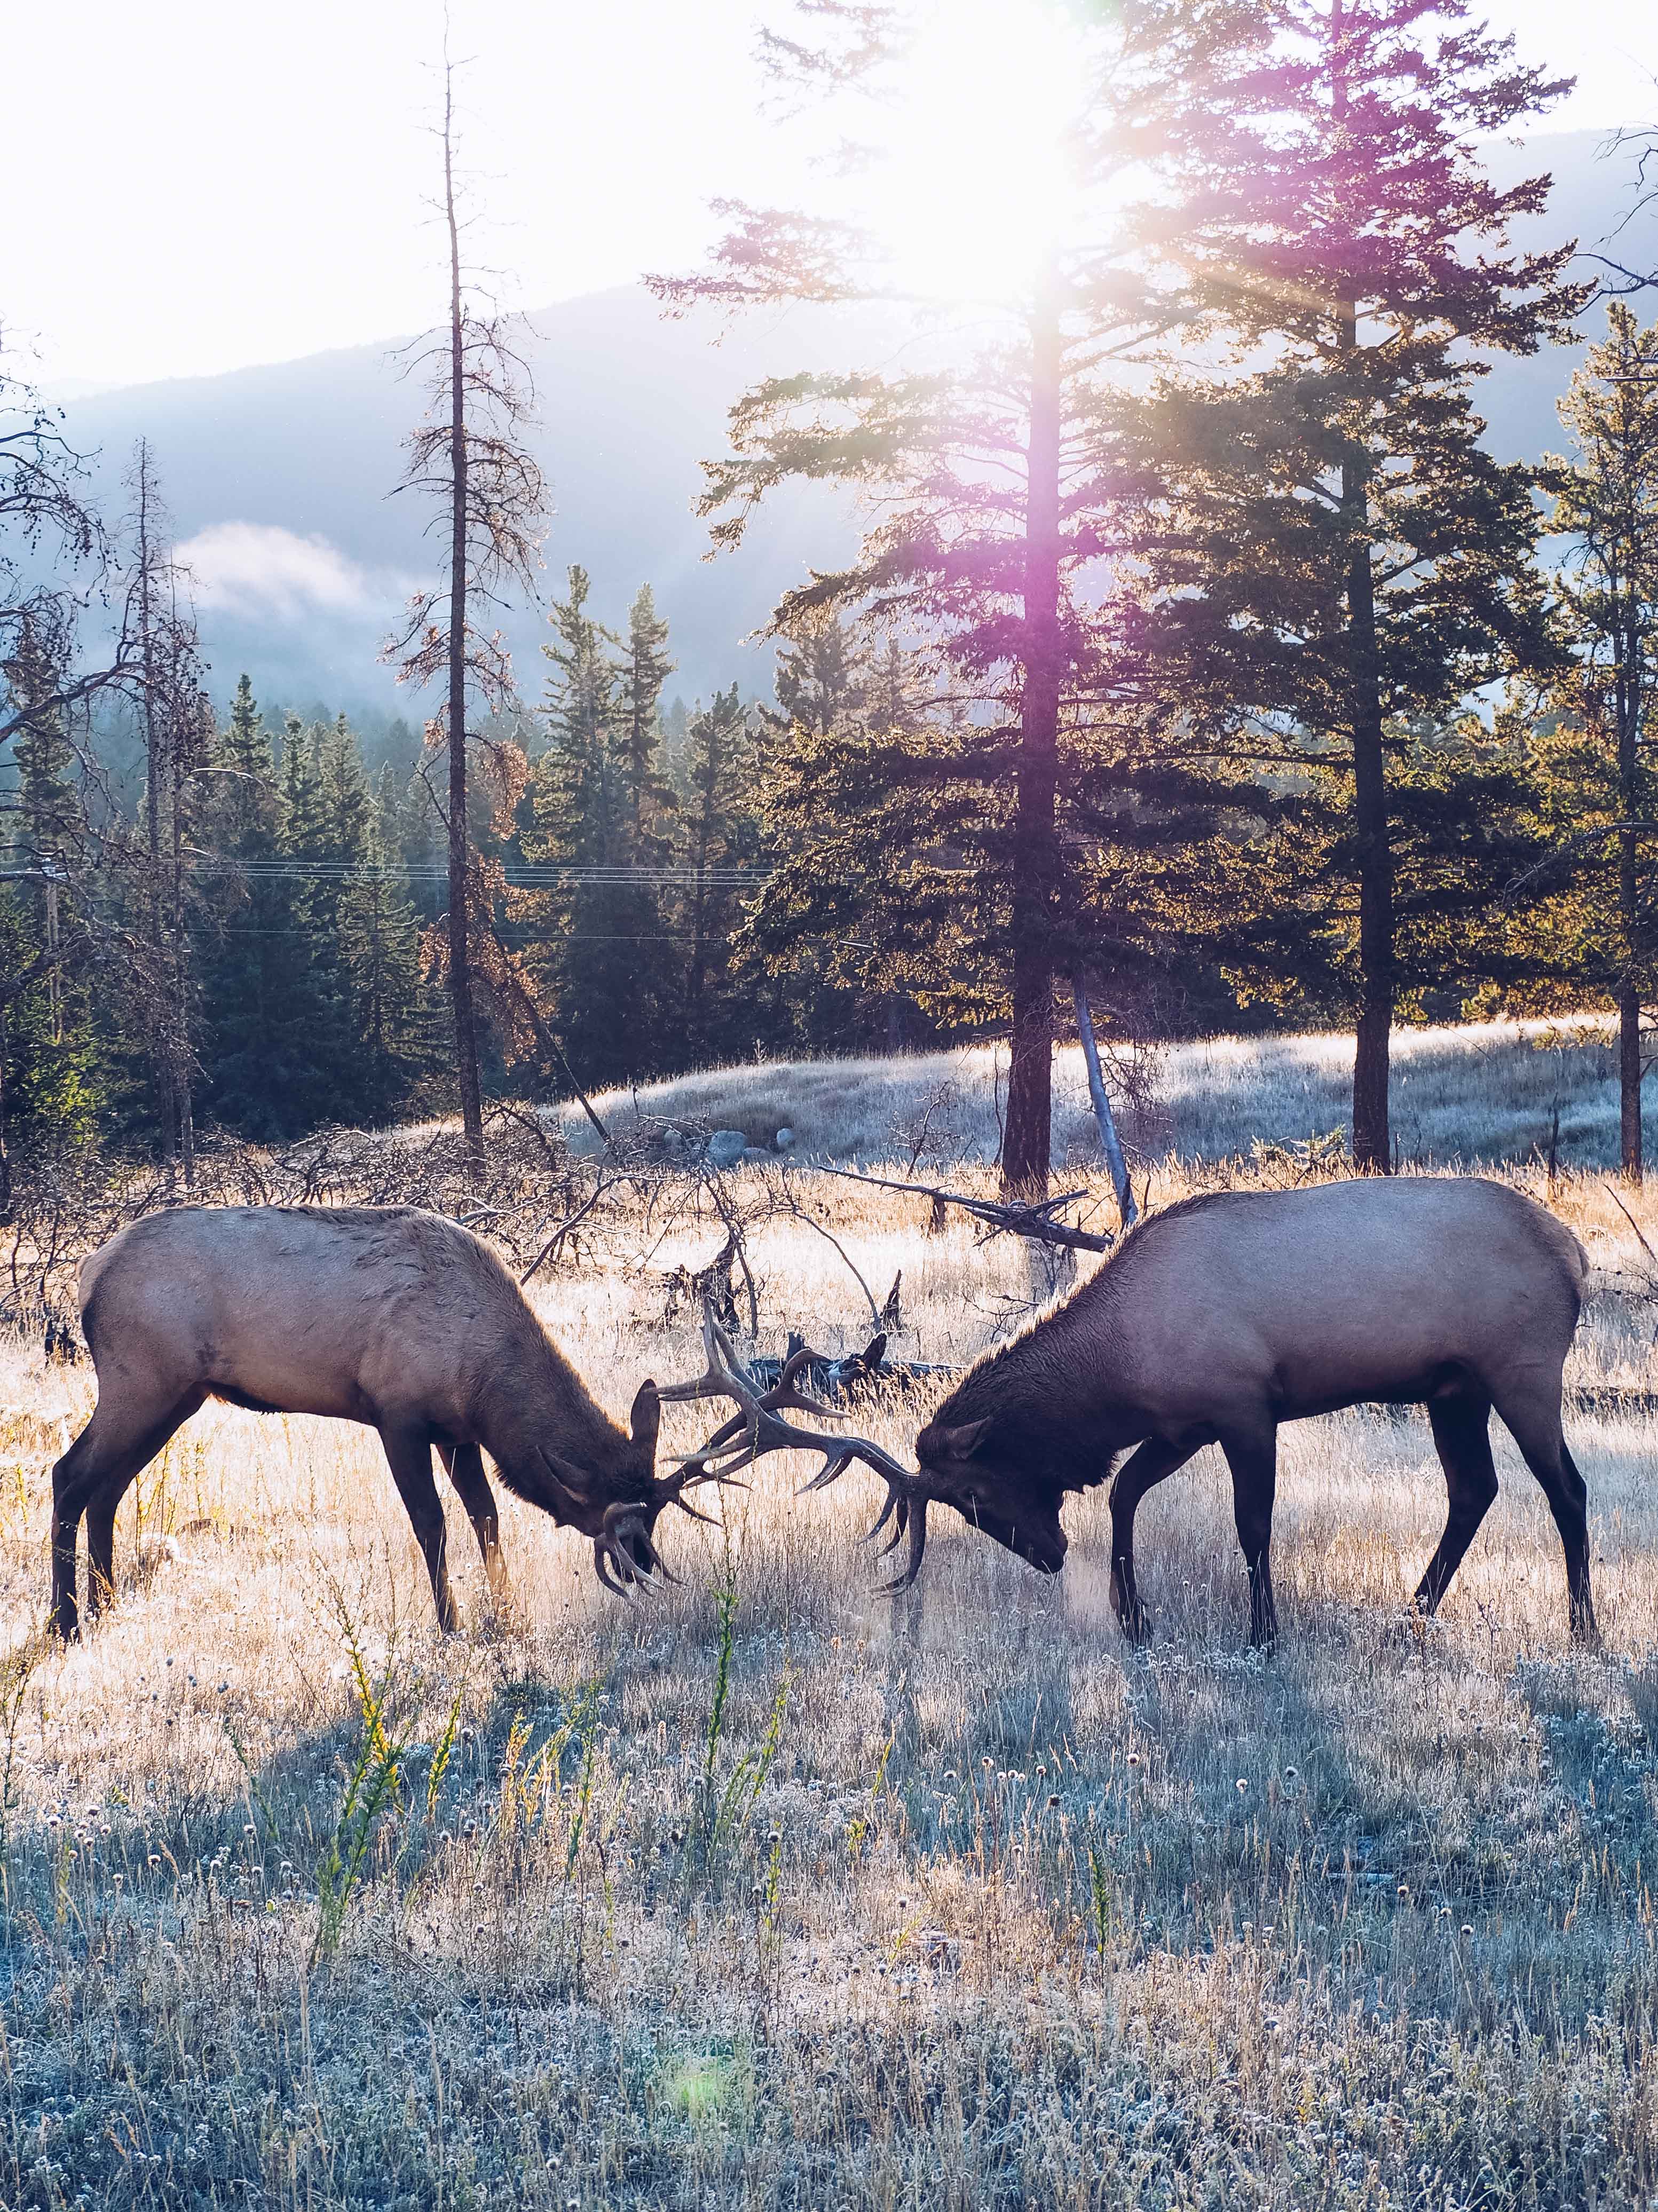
left=48, top=1204, right=732, bottom=1639
left=673, top=1178, right=1599, bottom=1648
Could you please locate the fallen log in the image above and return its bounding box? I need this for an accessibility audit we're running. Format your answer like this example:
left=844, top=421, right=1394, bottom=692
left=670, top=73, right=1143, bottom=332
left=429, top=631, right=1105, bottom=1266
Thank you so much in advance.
left=804, top=1165, right=1116, bottom=1255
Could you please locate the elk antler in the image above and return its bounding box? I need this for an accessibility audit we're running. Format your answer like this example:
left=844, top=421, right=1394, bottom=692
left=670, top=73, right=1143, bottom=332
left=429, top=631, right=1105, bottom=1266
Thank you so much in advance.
left=593, top=1498, right=677, bottom=1599
left=661, top=1304, right=930, bottom=1591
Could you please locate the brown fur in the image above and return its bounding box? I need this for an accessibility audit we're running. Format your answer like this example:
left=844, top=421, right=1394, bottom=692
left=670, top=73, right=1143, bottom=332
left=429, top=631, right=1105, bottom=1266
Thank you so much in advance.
left=914, top=1177, right=1597, bottom=1647
left=51, top=1205, right=660, bottom=1638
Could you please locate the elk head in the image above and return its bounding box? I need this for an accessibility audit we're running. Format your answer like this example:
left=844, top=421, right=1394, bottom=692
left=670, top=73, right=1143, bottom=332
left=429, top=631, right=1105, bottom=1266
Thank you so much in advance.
left=911, top=1410, right=1069, bottom=1575
left=662, top=1305, right=933, bottom=1589
left=538, top=1378, right=737, bottom=1598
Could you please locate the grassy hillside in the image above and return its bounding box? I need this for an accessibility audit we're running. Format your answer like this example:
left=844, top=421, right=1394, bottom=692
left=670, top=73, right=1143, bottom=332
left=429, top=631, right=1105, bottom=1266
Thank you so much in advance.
left=555, top=1015, right=1638, bottom=1174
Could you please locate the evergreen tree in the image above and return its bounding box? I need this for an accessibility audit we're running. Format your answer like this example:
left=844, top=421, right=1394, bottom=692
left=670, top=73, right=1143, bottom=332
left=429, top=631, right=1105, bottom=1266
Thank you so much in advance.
left=522, top=569, right=675, bottom=1085
left=618, top=585, right=677, bottom=859
left=382, top=55, right=546, bottom=1165
left=682, top=686, right=762, bottom=1060
left=772, top=622, right=867, bottom=739
left=1502, top=305, right=1658, bottom=1174
left=195, top=678, right=331, bottom=1136
left=1126, top=0, right=1585, bottom=1167
left=337, top=800, right=444, bottom=1124
left=653, top=0, right=1262, bottom=1192
left=318, top=713, right=373, bottom=866
left=0, top=617, right=99, bottom=1153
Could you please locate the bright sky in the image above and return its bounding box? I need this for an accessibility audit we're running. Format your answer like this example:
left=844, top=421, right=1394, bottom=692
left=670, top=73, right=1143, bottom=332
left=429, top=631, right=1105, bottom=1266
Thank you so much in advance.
left=6, top=0, right=1655, bottom=392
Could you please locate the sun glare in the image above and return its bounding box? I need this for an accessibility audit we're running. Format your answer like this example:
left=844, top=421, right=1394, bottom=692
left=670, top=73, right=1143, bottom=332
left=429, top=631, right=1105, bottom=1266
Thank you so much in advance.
left=864, top=0, right=1092, bottom=306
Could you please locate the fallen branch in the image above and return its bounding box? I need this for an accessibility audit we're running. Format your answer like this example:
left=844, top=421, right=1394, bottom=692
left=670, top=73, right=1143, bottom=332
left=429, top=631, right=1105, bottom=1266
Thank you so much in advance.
left=804, top=1165, right=1116, bottom=1254
left=1604, top=1180, right=1658, bottom=1271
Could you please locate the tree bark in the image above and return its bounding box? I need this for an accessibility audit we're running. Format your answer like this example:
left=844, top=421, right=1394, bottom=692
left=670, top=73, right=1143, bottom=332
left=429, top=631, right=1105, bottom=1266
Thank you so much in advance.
left=1329, top=5, right=1393, bottom=1175
left=1618, top=591, right=1643, bottom=1180
left=443, top=85, right=485, bottom=1169
left=1073, top=976, right=1137, bottom=1226
left=1337, top=261, right=1393, bottom=1171
left=1348, top=518, right=1393, bottom=1173
left=170, top=704, right=195, bottom=1192
left=134, top=446, right=178, bottom=1168
left=1002, top=280, right=1064, bottom=1200
left=0, top=996, right=10, bottom=1228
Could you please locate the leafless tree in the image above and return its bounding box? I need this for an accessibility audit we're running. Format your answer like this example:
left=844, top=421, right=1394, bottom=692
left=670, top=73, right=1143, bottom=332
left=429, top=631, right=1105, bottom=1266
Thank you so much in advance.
left=123, top=443, right=210, bottom=1181
left=383, top=54, right=546, bottom=1167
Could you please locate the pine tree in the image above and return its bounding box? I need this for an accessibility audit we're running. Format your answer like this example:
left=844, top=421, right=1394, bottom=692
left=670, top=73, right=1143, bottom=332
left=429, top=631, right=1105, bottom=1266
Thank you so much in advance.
left=618, top=585, right=677, bottom=859
left=682, top=686, right=762, bottom=1060
left=0, top=617, right=99, bottom=1154
left=196, top=678, right=331, bottom=1137
left=652, top=0, right=1263, bottom=1194
left=520, top=568, right=673, bottom=1085
left=1504, top=306, right=1658, bottom=1174
left=1127, top=0, right=1586, bottom=1167
left=383, top=57, right=545, bottom=1165
left=337, top=800, right=443, bottom=1124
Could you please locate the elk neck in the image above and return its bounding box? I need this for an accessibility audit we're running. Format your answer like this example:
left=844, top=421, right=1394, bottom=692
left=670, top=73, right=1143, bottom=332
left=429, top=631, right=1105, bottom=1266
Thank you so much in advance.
left=465, top=1308, right=637, bottom=1511
left=942, top=1263, right=1149, bottom=1479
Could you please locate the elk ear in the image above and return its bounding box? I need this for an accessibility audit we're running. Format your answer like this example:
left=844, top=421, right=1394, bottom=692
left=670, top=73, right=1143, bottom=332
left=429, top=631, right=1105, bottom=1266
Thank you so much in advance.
left=538, top=1446, right=594, bottom=1506
left=937, top=1416, right=992, bottom=1459
left=629, top=1380, right=662, bottom=1458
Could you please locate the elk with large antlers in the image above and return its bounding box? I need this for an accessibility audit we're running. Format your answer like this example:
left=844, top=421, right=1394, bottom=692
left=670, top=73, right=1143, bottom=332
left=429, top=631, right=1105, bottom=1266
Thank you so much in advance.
left=673, top=1178, right=1600, bottom=1649
left=49, top=1205, right=729, bottom=1638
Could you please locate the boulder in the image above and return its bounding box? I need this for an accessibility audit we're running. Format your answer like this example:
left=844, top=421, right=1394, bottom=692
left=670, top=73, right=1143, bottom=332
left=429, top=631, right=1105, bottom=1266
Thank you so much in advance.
left=706, top=1129, right=748, bottom=1170
left=774, top=1126, right=796, bottom=1150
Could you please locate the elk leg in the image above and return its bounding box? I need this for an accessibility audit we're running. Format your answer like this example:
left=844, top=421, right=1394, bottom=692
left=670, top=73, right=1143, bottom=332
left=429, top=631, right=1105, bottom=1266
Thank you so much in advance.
left=1418, top=1393, right=1499, bottom=1617
left=437, top=1442, right=508, bottom=1600
left=85, top=1489, right=119, bottom=1619
left=1109, top=1436, right=1201, bottom=1643
left=1218, top=1420, right=1280, bottom=1649
left=1491, top=1388, right=1598, bottom=1647
left=380, top=1423, right=458, bottom=1634
left=50, top=1389, right=204, bottom=1640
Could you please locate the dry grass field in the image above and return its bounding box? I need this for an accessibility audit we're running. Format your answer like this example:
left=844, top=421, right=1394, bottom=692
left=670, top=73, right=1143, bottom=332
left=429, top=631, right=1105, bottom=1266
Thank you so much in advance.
left=10, top=1031, right=1658, bottom=2208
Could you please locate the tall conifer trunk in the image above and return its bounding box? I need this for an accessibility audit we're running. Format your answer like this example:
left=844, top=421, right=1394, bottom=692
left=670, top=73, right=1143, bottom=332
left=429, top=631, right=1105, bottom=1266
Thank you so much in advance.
left=1346, top=454, right=1394, bottom=1173
left=443, top=84, right=485, bottom=1168
left=1002, top=282, right=1064, bottom=1199
left=1331, top=4, right=1393, bottom=1175
left=133, top=446, right=178, bottom=1168
left=1618, top=605, right=1643, bottom=1180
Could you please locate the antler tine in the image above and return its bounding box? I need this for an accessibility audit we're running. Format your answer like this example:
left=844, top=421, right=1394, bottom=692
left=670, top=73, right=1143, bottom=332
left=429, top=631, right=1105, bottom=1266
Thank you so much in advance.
left=877, top=1495, right=929, bottom=1594
left=660, top=1299, right=918, bottom=1505
left=654, top=1304, right=749, bottom=1406
left=595, top=1500, right=677, bottom=1598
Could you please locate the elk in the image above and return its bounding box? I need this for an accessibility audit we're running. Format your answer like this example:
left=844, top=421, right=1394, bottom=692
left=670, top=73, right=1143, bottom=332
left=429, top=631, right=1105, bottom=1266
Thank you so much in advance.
left=49, top=1204, right=730, bottom=1639
left=672, top=1178, right=1598, bottom=1648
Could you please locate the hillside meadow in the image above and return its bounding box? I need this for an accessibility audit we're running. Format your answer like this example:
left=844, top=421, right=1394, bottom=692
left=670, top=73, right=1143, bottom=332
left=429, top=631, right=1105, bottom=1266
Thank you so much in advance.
left=551, top=1014, right=1637, bottom=1176
left=6, top=1022, right=1658, bottom=2207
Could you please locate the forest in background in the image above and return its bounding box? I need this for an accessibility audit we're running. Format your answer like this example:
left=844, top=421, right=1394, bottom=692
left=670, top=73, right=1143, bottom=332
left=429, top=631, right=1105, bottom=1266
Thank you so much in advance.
left=6, top=0, right=1658, bottom=1205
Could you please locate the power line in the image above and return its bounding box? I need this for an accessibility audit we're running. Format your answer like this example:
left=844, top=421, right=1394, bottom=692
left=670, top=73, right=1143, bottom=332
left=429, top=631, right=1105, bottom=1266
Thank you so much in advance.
left=191, top=860, right=774, bottom=887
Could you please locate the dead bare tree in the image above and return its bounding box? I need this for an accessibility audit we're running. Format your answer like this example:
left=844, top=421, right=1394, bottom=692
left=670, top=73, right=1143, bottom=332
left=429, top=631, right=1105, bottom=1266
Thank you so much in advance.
left=383, top=52, right=546, bottom=1168
left=124, top=444, right=210, bottom=1185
